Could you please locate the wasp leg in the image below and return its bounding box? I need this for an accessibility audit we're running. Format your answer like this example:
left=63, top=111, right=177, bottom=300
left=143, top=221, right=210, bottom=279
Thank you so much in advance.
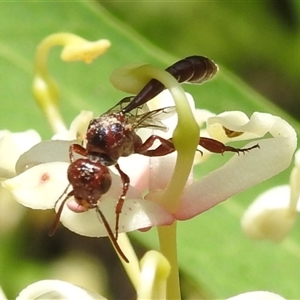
left=114, top=163, right=130, bottom=240
left=200, top=137, right=260, bottom=155
left=136, top=135, right=259, bottom=157
left=136, top=135, right=176, bottom=156
left=49, top=189, right=74, bottom=236
left=96, top=206, right=129, bottom=263
left=69, top=144, right=88, bottom=162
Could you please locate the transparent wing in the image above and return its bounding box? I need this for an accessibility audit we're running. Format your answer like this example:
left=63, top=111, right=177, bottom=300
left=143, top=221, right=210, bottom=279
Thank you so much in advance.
left=104, top=96, right=150, bottom=116
left=131, top=106, right=176, bottom=132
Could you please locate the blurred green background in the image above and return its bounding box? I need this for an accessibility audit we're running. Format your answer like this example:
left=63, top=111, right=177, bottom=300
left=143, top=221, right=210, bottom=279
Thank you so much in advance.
left=0, top=1, right=300, bottom=300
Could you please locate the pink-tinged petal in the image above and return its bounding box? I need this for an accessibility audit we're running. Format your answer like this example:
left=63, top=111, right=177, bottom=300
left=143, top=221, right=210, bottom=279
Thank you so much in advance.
left=15, top=140, right=77, bottom=174
left=176, top=135, right=296, bottom=220
left=59, top=196, right=174, bottom=237
left=148, top=152, right=192, bottom=191
left=149, top=153, right=177, bottom=191
left=117, top=154, right=150, bottom=193
left=2, top=162, right=69, bottom=209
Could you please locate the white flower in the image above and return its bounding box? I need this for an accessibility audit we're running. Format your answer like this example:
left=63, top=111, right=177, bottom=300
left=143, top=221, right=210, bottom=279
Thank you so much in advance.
left=2, top=94, right=297, bottom=239
left=241, top=149, right=300, bottom=241
left=0, top=129, right=41, bottom=233
left=175, top=111, right=297, bottom=219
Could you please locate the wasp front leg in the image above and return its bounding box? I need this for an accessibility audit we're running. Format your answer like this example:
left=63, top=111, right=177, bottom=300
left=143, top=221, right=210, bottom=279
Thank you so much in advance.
left=114, top=163, right=130, bottom=240
left=69, top=144, right=88, bottom=162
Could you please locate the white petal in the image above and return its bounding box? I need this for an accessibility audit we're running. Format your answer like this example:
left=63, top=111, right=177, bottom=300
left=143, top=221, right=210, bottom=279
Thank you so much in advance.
left=69, top=110, right=94, bottom=140
left=52, top=110, right=94, bottom=141
left=15, top=140, right=76, bottom=174
left=17, top=280, right=106, bottom=300
left=241, top=186, right=297, bottom=241
left=176, top=132, right=296, bottom=220
left=148, top=90, right=195, bottom=109
left=60, top=196, right=174, bottom=237
left=2, top=162, right=69, bottom=209
left=147, top=89, right=177, bottom=109
left=0, top=129, right=41, bottom=177
left=207, top=112, right=295, bottom=143
left=194, top=108, right=215, bottom=127
left=227, top=291, right=286, bottom=300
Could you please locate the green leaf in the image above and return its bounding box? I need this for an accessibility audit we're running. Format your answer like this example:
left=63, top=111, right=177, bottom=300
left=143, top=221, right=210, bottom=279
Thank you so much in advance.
left=0, top=2, right=299, bottom=299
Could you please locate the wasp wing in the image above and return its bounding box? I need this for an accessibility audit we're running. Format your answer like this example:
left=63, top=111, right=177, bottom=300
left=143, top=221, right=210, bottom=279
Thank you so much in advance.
left=131, top=106, right=176, bottom=132
left=104, top=97, right=134, bottom=114
left=104, top=96, right=150, bottom=116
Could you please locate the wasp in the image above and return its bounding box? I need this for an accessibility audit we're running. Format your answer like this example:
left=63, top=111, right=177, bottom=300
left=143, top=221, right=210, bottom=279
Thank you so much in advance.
left=50, top=56, right=258, bottom=262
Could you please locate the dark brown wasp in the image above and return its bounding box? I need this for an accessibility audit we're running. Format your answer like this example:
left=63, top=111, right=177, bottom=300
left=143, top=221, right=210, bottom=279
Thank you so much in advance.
left=50, top=56, right=258, bottom=262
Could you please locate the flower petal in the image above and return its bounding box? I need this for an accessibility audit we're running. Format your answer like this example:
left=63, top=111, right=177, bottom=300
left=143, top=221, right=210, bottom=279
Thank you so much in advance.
left=207, top=111, right=295, bottom=142
left=59, top=194, right=174, bottom=237
left=176, top=113, right=297, bottom=219
left=52, top=110, right=94, bottom=141
left=117, top=154, right=150, bottom=193
left=61, top=175, right=173, bottom=236
left=227, top=291, right=286, bottom=300
left=0, top=129, right=41, bottom=177
left=2, top=162, right=69, bottom=209
left=15, top=140, right=76, bottom=174
left=148, top=152, right=193, bottom=192
left=241, top=185, right=298, bottom=241
left=17, top=279, right=106, bottom=300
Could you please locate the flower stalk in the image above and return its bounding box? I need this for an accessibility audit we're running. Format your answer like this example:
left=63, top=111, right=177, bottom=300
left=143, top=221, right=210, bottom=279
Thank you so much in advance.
left=157, top=223, right=180, bottom=299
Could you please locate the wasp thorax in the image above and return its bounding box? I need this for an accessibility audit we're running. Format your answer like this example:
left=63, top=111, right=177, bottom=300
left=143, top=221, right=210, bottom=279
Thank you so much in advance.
left=86, top=113, right=138, bottom=165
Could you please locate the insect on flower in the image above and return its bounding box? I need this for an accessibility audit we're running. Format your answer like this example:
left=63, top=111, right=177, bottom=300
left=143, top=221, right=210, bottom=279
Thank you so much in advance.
left=50, top=56, right=259, bottom=262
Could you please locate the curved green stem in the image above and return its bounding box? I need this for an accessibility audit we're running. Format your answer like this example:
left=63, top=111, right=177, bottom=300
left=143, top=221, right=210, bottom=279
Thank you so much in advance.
left=33, top=34, right=83, bottom=133
left=132, top=64, right=199, bottom=212
left=33, top=33, right=110, bottom=134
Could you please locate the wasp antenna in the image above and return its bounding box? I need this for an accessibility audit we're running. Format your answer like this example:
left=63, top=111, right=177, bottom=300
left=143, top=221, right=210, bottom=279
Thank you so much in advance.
left=96, top=206, right=129, bottom=263
left=49, top=191, right=73, bottom=236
